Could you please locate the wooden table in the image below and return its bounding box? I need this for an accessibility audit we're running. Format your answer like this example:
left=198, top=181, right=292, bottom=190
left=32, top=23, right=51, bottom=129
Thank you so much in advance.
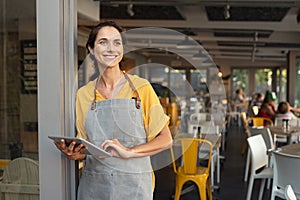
left=278, top=143, right=300, bottom=156
left=268, top=126, right=300, bottom=144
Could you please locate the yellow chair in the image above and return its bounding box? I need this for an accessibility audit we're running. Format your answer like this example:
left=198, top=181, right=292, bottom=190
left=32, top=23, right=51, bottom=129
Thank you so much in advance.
left=0, top=159, right=10, bottom=170
left=170, top=138, right=213, bottom=200
left=247, top=117, right=273, bottom=127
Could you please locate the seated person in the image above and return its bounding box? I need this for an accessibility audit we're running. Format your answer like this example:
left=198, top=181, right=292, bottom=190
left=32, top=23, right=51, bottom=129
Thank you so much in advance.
left=248, top=93, right=264, bottom=117
left=233, top=88, right=247, bottom=112
left=250, top=92, right=264, bottom=106
left=234, top=88, right=246, bottom=103
left=276, top=101, right=297, bottom=119
left=275, top=101, right=300, bottom=145
left=290, top=105, right=300, bottom=117
left=257, top=97, right=276, bottom=121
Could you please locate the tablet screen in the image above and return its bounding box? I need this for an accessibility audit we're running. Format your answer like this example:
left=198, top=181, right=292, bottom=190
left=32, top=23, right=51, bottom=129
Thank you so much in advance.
left=48, top=136, right=112, bottom=157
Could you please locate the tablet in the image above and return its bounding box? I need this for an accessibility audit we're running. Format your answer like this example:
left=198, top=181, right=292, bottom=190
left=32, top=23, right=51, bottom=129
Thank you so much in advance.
left=48, top=136, right=112, bottom=157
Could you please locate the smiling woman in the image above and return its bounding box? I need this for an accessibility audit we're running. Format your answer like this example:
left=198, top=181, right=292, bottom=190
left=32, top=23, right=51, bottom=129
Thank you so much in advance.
left=52, top=21, right=173, bottom=200
left=89, top=27, right=123, bottom=70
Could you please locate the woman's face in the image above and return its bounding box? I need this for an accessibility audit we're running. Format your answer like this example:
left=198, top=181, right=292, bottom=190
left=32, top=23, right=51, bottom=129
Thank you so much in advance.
left=90, top=26, right=123, bottom=69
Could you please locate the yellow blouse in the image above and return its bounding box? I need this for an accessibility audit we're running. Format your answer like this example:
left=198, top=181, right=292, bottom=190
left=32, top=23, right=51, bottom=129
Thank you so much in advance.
left=75, top=75, right=169, bottom=141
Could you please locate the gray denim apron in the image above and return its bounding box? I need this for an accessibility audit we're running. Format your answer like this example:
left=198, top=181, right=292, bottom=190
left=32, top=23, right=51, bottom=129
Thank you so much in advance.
left=77, top=73, right=153, bottom=200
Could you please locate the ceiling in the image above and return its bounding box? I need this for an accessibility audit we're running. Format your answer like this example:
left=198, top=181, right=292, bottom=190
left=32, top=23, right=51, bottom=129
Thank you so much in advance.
left=78, top=0, right=300, bottom=66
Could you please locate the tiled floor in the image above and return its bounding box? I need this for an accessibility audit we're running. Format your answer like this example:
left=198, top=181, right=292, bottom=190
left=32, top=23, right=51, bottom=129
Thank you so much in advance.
left=153, top=124, right=276, bottom=200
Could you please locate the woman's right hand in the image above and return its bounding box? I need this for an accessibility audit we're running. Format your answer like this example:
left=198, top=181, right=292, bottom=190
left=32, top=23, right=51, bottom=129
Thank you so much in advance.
left=54, top=139, right=87, bottom=160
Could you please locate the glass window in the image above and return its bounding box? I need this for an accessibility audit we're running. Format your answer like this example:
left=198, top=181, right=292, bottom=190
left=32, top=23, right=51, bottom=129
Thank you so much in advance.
left=294, top=56, right=300, bottom=107
left=0, top=0, right=37, bottom=182
left=232, top=67, right=286, bottom=102
left=232, top=69, right=249, bottom=98
left=190, top=69, right=208, bottom=97
left=276, top=68, right=287, bottom=102
left=169, top=69, right=188, bottom=99
left=254, top=68, right=272, bottom=94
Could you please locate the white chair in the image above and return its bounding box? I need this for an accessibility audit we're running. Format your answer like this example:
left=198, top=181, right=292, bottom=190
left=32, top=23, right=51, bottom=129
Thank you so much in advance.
left=285, top=185, right=297, bottom=200
left=244, top=127, right=274, bottom=183
left=211, top=112, right=228, bottom=152
left=271, top=151, right=300, bottom=200
left=227, top=111, right=241, bottom=126
left=200, top=125, right=221, bottom=191
left=275, top=117, right=298, bottom=127
left=0, top=157, right=39, bottom=199
left=246, top=134, right=273, bottom=200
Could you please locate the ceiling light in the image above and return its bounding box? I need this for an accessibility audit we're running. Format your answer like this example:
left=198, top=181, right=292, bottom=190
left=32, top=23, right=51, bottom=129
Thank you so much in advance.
left=127, top=3, right=134, bottom=17
left=218, top=71, right=223, bottom=77
left=224, top=4, right=230, bottom=20
left=176, top=36, right=197, bottom=49
left=192, top=50, right=208, bottom=60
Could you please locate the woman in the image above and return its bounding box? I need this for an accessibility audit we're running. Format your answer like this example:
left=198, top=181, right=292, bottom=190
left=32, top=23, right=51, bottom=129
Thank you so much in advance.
left=250, top=92, right=264, bottom=107
left=234, top=88, right=246, bottom=103
left=233, top=88, right=247, bottom=112
left=276, top=101, right=300, bottom=119
left=54, top=21, right=173, bottom=199
left=257, top=97, right=276, bottom=120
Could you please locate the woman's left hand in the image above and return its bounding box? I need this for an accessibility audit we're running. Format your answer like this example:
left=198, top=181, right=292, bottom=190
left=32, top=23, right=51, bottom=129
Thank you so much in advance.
left=101, top=139, right=134, bottom=159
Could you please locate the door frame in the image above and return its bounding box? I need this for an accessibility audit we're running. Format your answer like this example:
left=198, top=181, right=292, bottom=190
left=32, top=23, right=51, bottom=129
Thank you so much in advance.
left=37, top=0, right=77, bottom=199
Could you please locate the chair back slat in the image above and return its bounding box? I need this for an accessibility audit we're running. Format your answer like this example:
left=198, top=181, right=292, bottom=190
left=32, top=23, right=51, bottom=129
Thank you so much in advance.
left=247, top=135, right=268, bottom=171
left=171, top=138, right=212, bottom=175
left=248, top=127, right=274, bottom=150
left=181, top=139, right=198, bottom=174
left=247, top=117, right=273, bottom=127
left=285, top=185, right=297, bottom=200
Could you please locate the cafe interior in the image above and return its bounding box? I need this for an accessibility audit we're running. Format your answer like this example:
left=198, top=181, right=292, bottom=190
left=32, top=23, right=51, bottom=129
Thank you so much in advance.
left=1, top=0, right=300, bottom=199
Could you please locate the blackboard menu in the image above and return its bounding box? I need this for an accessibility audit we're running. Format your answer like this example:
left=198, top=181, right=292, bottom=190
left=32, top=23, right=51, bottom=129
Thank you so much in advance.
left=21, top=40, right=37, bottom=94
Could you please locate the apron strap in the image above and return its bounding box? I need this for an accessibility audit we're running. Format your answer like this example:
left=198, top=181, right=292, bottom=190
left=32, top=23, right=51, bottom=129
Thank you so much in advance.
left=123, top=71, right=141, bottom=109
left=91, top=88, right=97, bottom=110
left=91, top=71, right=141, bottom=110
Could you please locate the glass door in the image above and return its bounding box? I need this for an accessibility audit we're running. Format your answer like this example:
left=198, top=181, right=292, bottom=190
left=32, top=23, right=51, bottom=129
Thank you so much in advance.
left=288, top=51, right=300, bottom=107
left=288, top=51, right=300, bottom=108
left=0, top=0, right=41, bottom=199
left=295, top=56, right=300, bottom=107
left=0, top=0, right=38, bottom=169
